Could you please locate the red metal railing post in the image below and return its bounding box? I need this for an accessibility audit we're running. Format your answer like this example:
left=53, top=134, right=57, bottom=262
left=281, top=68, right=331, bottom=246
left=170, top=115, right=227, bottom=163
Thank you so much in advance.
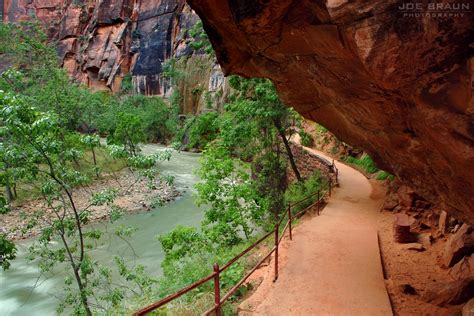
left=317, top=190, right=320, bottom=216
left=213, top=263, right=221, bottom=316
left=274, top=222, right=279, bottom=282
left=288, top=203, right=292, bottom=241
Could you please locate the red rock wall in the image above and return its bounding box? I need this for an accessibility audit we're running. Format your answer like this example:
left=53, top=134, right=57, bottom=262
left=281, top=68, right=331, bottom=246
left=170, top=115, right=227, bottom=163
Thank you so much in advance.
left=3, top=0, right=228, bottom=111
left=187, top=0, right=473, bottom=223
left=2, top=0, right=197, bottom=95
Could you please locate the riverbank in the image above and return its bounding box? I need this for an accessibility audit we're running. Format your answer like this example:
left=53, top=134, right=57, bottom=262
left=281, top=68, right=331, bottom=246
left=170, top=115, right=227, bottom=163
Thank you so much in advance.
left=1, top=168, right=180, bottom=240
left=0, top=147, right=204, bottom=316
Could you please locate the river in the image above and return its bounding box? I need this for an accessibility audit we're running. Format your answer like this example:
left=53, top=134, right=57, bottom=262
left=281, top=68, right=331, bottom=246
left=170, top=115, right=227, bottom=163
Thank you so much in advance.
left=0, top=145, right=205, bottom=315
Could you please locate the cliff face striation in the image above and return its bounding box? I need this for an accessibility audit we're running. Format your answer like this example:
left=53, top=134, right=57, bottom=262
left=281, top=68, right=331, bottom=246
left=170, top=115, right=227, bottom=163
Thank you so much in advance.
left=186, top=0, right=473, bottom=222
left=2, top=0, right=226, bottom=99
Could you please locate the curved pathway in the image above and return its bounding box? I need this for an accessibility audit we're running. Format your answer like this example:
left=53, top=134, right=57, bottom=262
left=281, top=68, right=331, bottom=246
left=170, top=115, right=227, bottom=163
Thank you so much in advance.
left=240, top=147, right=392, bottom=316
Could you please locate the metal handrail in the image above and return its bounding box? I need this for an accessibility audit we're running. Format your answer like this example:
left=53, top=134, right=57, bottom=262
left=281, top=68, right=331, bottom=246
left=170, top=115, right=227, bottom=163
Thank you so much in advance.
left=219, top=230, right=274, bottom=272
left=134, top=171, right=338, bottom=316
left=133, top=272, right=216, bottom=315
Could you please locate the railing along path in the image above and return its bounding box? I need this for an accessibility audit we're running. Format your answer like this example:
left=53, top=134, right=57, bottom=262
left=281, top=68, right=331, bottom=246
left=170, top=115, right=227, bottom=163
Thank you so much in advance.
left=134, top=160, right=339, bottom=316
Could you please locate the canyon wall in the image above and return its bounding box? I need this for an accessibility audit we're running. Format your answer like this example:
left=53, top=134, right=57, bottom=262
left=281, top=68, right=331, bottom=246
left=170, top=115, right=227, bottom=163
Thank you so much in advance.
left=2, top=0, right=227, bottom=108
left=4, top=0, right=472, bottom=223
left=186, top=0, right=473, bottom=223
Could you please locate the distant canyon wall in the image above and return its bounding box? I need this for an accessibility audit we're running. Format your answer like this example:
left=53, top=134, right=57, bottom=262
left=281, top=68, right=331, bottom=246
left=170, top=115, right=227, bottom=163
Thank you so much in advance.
left=2, top=0, right=226, bottom=111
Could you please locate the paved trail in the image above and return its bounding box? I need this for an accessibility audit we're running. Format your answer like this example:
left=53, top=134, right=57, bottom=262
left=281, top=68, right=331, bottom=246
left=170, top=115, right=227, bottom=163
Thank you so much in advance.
left=240, top=148, right=392, bottom=316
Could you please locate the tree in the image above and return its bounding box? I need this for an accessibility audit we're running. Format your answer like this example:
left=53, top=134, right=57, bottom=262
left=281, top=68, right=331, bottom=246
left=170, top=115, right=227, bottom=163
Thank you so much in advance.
left=1, top=91, right=163, bottom=314
left=108, top=112, right=145, bottom=156
left=192, top=77, right=304, bottom=230
left=230, top=77, right=302, bottom=182
left=195, top=144, right=265, bottom=246
left=80, top=134, right=101, bottom=178
left=1, top=91, right=94, bottom=315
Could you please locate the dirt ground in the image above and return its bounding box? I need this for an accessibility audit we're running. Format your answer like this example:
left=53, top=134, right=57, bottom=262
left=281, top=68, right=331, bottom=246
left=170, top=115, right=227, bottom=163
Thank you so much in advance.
left=375, top=181, right=461, bottom=315
left=239, top=148, right=392, bottom=315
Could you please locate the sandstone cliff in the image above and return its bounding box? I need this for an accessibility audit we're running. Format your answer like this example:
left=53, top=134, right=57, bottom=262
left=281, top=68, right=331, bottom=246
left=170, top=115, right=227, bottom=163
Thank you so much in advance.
left=4, top=0, right=473, bottom=224
left=186, top=0, right=473, bottom=223
left=2, top=0, right=227, bottom=107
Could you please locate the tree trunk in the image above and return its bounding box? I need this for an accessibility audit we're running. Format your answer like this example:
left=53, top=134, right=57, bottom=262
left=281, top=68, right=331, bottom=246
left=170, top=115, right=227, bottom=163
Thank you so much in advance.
left=60, top=231, right=93, bottom=316
left=273, top=119, right=302, bottom=182
left=5, top=184, right=14, bottom=204
left=12, top=183, right=17, bottom=199
left=91, top=147, right=99, bottom=179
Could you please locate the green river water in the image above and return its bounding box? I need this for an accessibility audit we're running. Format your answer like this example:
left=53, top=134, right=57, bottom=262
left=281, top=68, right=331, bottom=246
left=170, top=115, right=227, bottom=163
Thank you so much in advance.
left=0, top=145, right=204, bottom=315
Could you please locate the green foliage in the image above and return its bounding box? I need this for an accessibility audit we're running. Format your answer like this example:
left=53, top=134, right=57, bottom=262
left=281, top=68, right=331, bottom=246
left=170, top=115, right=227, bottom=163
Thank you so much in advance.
left=1, top=91, right=95, bottom=312
left=0, top=23, right=109, bottom=133
left=284, top=171, right=326, bottom=214
left=0, top=196, right=10, bottom=214
left=169, top=90, right=182, bottom=110
left=0, top=24, right=14, bottom=54
left=299, top=130, right=313, bottom=147
left=344, top=154, right=379, bottom=174
left=376, top=170, right=395, bottom=181
left=252, top=150, right=287, bottom=217
left=196, top=145, right=264, bottom=246
left=108, top=112, right=145, bottom=156
left=155, top=235, right=255, bottom=314
left=114, top=256, right=158, bottom=297
left=120, top=73, right=133, bottom=94
left=188, top=76, right=304, bottom=249
left=0, top=21, right=54, bottom=73
left=188, top=21, right=214, bottom=55
left=99, top=95, right=178, bottom=144
left=315, top=123, right=328, bottom=134
left=158, top=225, right=208, bottom=264
left=1, top=23, right=178, bottom=145
left=1, top=90, right=172, bottom=314
left=90, top=189, right=117, bottom=206
left=162, top=58, right=184, bottom=84
left=0, top=234, right=17, bottom=270
left=0, top=22, right=184, bottom=315
left=186, top=112, right=220, bottom=150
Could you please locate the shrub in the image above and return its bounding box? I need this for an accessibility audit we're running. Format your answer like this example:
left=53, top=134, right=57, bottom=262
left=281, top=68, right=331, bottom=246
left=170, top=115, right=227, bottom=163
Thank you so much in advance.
left=107, top=112, right=145, bottom=156
left=120, top=73, right=133, bottom=94
left=344, top=154, right=379, bottom=174
left=155, top=235, right=255, bottom=314
left=158, top=225, right=208, bottom=264
left=315, top=123, right=328, bottom=134
left=299, top=130, right=313, bottom=147
left=376, top=171, right=394, bottom=181
left=185, top=112, right=220, bottom=150
left=98, top=95, right=179, bottom=144
left=0, top=196, right=10, bottom=214
left=284, top=171, right=326, bottom=214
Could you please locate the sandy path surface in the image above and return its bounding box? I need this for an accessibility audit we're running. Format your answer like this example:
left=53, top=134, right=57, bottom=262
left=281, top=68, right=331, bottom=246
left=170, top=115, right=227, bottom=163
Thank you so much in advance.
left=240, top=148, right=393, bottom=316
